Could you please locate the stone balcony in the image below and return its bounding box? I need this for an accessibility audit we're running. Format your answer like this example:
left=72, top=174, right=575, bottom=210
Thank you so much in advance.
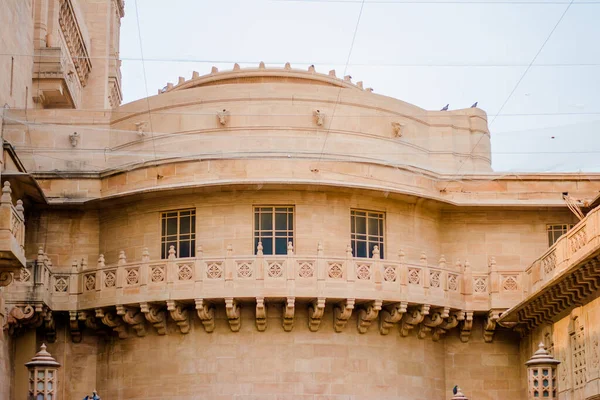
left=500, top=204, right=600, bottom=331
left=6, top=241, right=526, bottom=342
left=32, top=0, right=91, bottom=109
left=0, top=182, right=26, bottom=285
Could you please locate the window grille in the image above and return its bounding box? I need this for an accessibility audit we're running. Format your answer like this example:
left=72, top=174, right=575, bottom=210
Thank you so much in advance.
left=161, top=209, right=196, bottom=259
left=351, top=209, right=385, bottom=259
left=254, top=206, right=294, bottom=255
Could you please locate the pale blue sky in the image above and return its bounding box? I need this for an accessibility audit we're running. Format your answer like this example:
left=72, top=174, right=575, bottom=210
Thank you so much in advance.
left=119, top=0, right=600, bottom=173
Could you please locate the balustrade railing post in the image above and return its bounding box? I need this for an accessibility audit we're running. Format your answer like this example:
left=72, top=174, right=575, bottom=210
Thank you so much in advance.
left=345, top=244, right=355, bottom=282
left=316, top=242, right=326, bottom=281
left=194, top=245, right=204, bottom=282
left=256, top=242, right=264, bottom=280
left=225, top=244, right=234, bottom=282
left=116, top=250, right=127, bottom=288
left=140, top=248, right=149, bottom=286
left=286, top=242, right=295, bottom=281
left=69, top=259, right=79, bottom=297
left=421, top=252, right=430, bottom=289
left=372, top=245, right=382, bottom=284
left=399, top=250, right=407, bottom=288
left=166, top=246, right=176, bottom=285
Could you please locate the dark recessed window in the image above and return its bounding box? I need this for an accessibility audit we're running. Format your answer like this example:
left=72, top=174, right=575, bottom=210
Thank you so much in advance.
left=254, top=206, right=294, bottom=255
left=351, top=209, right=385, bottom=259
left=161, top=209, right=196, bottom=259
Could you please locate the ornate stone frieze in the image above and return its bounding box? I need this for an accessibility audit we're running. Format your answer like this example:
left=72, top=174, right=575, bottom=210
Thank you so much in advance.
left=282, top=297, right=295, bottom=332
left=58, top=0, right=92, bottom=86
left=357, top=300, right=382, bottom=334
left=195, top=299, right=216, bottom=333
left=225, top=298, right=241, bottom=332
left=140, top=302, right=167, bottom=335
left=333, top=298, right=355, bottom=332
left=379, top=301, right=408, bottom=335
left=308, top=298, right=326, bottom=332
left=166, top=300, right=190, bottom=334
left=400, top=304, right=430, bottom=337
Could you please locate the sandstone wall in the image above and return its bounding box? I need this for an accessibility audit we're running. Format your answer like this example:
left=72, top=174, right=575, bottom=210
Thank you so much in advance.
left=0, top=0, right=33, bottom=110
left=445, top=323, right=525, bottom=400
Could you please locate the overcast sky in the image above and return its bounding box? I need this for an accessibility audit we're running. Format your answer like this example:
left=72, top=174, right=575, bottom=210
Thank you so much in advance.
left=119, top=0, right=600, bottom=173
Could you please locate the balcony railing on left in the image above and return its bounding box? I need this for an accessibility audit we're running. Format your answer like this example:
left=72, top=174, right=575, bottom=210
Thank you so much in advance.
left=0, top=181, right=26, bottom=286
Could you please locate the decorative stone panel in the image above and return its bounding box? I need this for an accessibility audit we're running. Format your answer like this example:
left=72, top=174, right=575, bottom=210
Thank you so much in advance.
left=429, top=270, right=441, bottom=288
left=267, top=261, right=284, bottom=278
left=84, top=273, right=96, bottom=291
left=327, top=262, right=343, bottom=279
left=177, top=263, right=193, bottom=281
left=473, top=276, right=488, bottom=293
left=150, top=265, right=166, bottom=283
left=298, top=261, right=315, bottom=278
left=53, top=276, right=69, bottom=292
left=383, top=265, right=397, bottom=282
left=126, top=268, right=140, bottom=285
left=408, top=268, right=421, bottom=285
left=356, top=264, right=372, bottom=281
left=542, top=251, right=557, bottom=275
left=502, top=275, right=519, bottom=291
left=236, top=261, right=253, bottom=278
left=104, top=270, right=116, bottom=288
left=569, top=226, right=587, bottom=254
left=206, top=262, right=224, bottom=279
left=448, top=273, right=459, bottom=291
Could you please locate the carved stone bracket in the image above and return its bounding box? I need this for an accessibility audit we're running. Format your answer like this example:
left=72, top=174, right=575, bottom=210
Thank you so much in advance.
left=69, top=310, right=81, bottom=343
left=79, top=310, right=101, bottom=333
left=379, top=301, right=408, bottom=335
left=140, top=302, right=167, bottom=335
left=7, top=303, right=46, bottom=335
left=334, top=298, right=355, bottom=333
left=283, top=297, right=295, bottom=332
left=44, top=311, right=56, bottom=343
left=432, top=311, right=462, bottom=342
left=0, top=271, right=13, bottom=287
left=118, top=305, right=146, bottom=337
left=400, top=304, right=430, bottom=337
left=418, top=307, right=448, bottom=339
left=357, top=300, right=383, bottom=334
left=225, top=298, right=241, bottom=332
left=195, top=299, right=216, bottom=333
left=460, top=311, right=474, bottom=343
left=166, top=300, right=190, bottom=334
left=484, top=309, right=503, bottom=343
left=100, top=310, right=128, bottom=339
left=308, top=297, right=326, bottom=332
left=255, top=297, right=267, bottom=332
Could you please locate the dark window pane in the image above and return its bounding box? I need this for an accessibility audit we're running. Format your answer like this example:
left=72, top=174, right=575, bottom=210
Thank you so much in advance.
left=161, top=245, right=166, bottom=259
left=368, top=218, right=379, bottom=235
left=161, top=220, right=167, bottom=236
left=262, top=238, right=273, bottom=255
left=191, top=215, right=196, bottom=233
left=255, top=212, right=259, bottom=230
left=275, top=213, right=287, bottom=230
left=261, top=212, right=273, bottom=230
left=275, top=238, right=288, bottom=255
left=355, top=216, right=366, bottom=234
left=179, top=241, right=190, bottom=258
left=191, top=242, right=196, bottom=257
left=166, top=212, right=177, bottom=218
left=379, top=244, right=384, bottom=259
left=351, top=216, right=355, bottom=232
left=179, top=217, right=192, bottom=233
left=356, top=241, right=367, bottom=258
left=379, top=220, right=384, bottom=236
left=275, top=207, right=288, bottom=212
left=288, top=213, right=293, bottom=230
left=167, top=218, right=177, bottom=235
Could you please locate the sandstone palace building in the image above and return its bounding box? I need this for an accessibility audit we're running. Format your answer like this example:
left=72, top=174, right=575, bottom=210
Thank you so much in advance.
left=1, top=1, right=600, bottom=399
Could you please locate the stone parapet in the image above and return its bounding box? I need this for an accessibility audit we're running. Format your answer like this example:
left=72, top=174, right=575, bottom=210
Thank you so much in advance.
left=5, top=244, right=527, bottom=343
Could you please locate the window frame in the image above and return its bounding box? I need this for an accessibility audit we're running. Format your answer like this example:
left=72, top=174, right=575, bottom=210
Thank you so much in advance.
left=546, top=224, right=574, bottom=247
left=160, top=208, right=197, bottom=259
left=350, top=208, right=385, bottom=259
left=253, top=205, right=295, bottom=256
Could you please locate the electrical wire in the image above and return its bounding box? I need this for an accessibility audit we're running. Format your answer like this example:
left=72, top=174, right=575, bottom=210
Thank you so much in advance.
left=442, top=0, right=577, bottom=189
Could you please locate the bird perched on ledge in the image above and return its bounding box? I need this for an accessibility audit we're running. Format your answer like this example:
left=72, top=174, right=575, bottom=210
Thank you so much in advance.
left=453, top=385, right=458, bottom=395
left=441, top=104, right=449, bottom=111
left=471, top=102, right=478, bottom=108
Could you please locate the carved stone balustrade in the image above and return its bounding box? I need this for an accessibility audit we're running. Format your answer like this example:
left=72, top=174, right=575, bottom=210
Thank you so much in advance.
left=4, top=245, right=532, bottom=342
left=0, top=182, right=26, bottom=283
left=500, top=205, right=600, bottom=332
left=32, top=0, right=91, bottom=109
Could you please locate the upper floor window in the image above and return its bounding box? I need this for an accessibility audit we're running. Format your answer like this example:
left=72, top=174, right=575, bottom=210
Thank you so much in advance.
left=161, top=209, right=196, bottom=259
left=547, top=224, right=574, bottom=247
left=351, top=209, right=385, bottom=259
left=254, top=206, right=294, bottom=255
